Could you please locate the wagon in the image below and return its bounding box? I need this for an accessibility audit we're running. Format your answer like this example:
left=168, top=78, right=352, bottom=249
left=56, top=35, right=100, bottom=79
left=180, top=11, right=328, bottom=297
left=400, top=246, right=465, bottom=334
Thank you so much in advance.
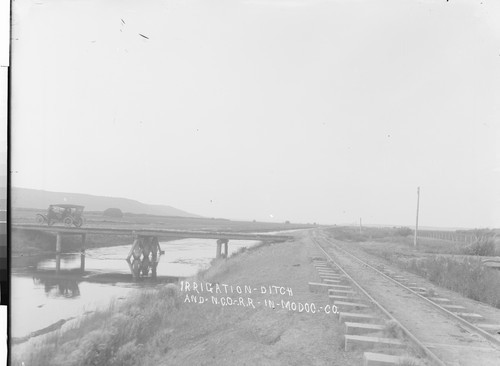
left=36, top=204, right=86, bottom=227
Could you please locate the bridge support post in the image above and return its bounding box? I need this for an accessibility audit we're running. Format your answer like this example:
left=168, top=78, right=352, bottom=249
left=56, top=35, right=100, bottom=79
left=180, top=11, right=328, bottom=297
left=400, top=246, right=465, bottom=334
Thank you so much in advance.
left=216, top=239, right=229, bottom=259
left=56, top=233, right=62, bottom=253
left=150, top=237, right=160, bottom=279
left=80, top=234, right=86, bottom=273
left=56, top=254, right=61, bottom=273
left=55, top=233, right=62, bottom=274
left=216, top=240, right=222, bottom=259
left=127, top=238, right=140, bottom=279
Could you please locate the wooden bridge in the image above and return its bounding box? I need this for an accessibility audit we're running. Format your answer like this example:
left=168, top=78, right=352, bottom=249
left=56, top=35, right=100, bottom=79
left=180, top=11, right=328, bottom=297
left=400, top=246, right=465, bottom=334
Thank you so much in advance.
left=12, top=224, right=293, bottom=279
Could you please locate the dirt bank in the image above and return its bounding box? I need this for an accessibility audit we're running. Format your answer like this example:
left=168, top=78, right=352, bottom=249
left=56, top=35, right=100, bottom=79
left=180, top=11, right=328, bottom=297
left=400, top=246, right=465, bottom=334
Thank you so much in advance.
left=12, top=230, right=359, bottom=366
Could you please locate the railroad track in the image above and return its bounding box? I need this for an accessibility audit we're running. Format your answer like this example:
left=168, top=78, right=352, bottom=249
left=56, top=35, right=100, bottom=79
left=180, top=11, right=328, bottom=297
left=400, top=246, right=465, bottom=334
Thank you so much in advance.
left=308, top=230, right=500, bottom=366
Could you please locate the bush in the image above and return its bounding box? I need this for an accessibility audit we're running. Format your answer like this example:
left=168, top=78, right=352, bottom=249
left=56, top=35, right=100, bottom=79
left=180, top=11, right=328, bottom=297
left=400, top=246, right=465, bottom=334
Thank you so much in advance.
left=402, top=256, right=500, bottom=308
left=461, top=236, right=496, bottom=256
left=395, top=227, right=413, bottom=237
left=329, top=227, right=367, bottom=242
left=103, top=208, right=123, bottom=218
left=12, top=285, right=184, bottom=366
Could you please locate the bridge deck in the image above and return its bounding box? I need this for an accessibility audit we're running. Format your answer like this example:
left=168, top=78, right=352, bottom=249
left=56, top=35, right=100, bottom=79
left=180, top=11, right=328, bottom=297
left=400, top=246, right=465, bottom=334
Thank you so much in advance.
left=12, top=224, right=293, bottom=242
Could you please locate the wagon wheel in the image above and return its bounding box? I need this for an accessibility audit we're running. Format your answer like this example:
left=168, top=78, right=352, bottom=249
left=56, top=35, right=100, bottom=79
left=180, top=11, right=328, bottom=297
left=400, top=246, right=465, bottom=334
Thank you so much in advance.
left=36, top=214, right=46, bottom=225
left=63, top=217, right=74, bottom=227
left=73, top=217, right=83, bottom=228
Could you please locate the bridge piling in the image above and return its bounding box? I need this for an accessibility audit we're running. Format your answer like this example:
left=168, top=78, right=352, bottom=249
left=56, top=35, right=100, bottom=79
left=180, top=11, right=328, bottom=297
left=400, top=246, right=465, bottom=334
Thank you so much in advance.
left=150, top=237, right=160, bottom=279
left=216, top=239, right=229, bottom=259
left=126, top=235, right=162, bottom=280
left=80, top=234, right=86, bottom=273
left=56, top=254, right=61, bottom=273
left=216, top=241, right=222, bottom=259
left=55, top=233, right=62, bottom=274
left=56, top=233, right=62, bottom=253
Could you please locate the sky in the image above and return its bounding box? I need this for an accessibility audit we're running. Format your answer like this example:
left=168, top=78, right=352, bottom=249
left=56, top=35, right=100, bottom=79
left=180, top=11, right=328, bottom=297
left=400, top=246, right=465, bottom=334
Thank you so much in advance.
left=9, top=0, right=500, bottom=228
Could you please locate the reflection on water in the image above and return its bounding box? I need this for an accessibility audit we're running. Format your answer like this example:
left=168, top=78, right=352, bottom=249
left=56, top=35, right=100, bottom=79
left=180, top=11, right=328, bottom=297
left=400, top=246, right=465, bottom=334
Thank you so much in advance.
left=11, top=277, right=137, bottom=338
left=12, top=238, right=260, bottom=338
left=33, top=274, right=81, bottom=298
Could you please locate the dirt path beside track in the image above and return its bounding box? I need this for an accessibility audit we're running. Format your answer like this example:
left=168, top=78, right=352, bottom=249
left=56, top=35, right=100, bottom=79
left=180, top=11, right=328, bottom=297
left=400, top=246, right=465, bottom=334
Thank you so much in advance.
left=157, top=230, right=360, bottom=365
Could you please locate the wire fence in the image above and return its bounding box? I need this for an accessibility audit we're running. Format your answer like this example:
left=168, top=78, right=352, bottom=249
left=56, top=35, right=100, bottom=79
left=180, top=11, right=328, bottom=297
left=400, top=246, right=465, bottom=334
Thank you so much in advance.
left=418, top=230, right=497, bottom=244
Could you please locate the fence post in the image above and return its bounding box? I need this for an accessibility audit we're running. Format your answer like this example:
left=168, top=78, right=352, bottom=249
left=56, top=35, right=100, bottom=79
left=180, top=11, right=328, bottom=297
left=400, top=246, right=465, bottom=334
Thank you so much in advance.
left=414, top=187, right=420, bottom=249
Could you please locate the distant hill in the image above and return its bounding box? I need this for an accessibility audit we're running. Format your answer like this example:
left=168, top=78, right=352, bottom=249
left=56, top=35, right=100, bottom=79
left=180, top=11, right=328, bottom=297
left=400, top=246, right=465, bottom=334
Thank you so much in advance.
left=12, top=187, right=201, bottom=218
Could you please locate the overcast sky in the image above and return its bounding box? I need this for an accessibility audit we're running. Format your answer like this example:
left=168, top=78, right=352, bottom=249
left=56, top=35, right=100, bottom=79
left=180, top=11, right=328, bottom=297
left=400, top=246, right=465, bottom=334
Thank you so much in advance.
left=10, top=0, right=500, bottom=228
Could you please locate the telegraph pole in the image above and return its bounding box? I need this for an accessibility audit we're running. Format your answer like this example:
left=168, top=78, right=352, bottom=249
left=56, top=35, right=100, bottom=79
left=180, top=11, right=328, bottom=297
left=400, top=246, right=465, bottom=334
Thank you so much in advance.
left=414, top=187, right=420, bottom=249
left=359, top=218, right=362, bottom=234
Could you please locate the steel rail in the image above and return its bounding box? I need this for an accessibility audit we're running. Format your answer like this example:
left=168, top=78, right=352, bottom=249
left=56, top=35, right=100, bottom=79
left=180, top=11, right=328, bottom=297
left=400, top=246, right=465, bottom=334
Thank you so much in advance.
left=312, top=232, right=447, bottom=366
left=316, top=232, right=500, bottom=350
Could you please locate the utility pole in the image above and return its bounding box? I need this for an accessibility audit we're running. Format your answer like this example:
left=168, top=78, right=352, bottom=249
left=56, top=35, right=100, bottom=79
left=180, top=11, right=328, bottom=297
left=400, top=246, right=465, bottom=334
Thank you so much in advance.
left=414, top=186, right=420, bottom=249
left=359, top=218, right=362, bottom=234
